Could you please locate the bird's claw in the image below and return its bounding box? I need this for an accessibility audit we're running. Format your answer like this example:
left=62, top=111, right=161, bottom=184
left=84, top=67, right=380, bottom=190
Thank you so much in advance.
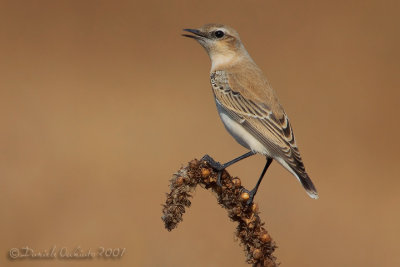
left=201, top=154, right=224, bottom=170
left=201, top=154, right=225, bottom=186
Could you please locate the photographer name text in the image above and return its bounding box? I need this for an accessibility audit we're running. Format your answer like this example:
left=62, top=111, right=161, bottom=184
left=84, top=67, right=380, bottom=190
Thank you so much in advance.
left=8, top=246, right=126, bottom=260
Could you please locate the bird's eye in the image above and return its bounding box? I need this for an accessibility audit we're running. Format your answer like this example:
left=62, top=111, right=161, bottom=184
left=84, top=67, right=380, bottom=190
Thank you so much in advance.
left=214, top=30, right=225, bottom=38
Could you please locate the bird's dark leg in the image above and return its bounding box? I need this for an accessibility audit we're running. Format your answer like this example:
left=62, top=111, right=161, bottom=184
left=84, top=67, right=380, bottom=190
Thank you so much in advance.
left=244, top=157, right=273, bottom=205
left=201, top=151, right=256, bottom=186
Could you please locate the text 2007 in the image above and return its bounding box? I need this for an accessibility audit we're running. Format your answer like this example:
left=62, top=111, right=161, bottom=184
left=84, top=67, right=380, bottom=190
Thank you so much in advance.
left=97, top=247, right=126, bottom=258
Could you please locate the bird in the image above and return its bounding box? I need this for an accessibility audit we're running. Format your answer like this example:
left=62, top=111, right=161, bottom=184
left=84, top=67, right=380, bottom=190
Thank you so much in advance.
left=182, top=24, right=318, bottom=204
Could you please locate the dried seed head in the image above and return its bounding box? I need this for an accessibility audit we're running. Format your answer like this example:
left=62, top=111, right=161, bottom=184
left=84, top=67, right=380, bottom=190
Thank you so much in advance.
left=232, top=177, right=241, bottom=187
left=253, top=248, right=263, bottom=260
left=260, top=232, right=271, bottom=243
left=163, top=156, right=277, bottom=266
left=241, top=192, right=250, bottom=201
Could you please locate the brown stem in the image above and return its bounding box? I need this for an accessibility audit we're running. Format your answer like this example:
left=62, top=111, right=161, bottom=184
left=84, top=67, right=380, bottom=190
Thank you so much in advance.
left=161, top=156, right=279, bottom=267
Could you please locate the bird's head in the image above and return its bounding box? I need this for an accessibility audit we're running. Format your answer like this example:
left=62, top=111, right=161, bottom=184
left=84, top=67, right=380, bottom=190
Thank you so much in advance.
left=183, top=24, right=249, bottom=70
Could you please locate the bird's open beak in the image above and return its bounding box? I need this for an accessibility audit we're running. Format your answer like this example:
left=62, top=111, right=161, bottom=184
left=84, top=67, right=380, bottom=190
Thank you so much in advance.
left=182, top=28, right=206, bottom=39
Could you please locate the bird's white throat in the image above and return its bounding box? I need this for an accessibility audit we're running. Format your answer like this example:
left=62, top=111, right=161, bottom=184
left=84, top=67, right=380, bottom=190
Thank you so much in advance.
left=210, top=52, right=238, bottom=71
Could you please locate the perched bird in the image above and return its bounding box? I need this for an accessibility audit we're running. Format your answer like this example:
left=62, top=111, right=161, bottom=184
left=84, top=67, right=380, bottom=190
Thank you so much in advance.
left=183, top=24, right=318, bottom=204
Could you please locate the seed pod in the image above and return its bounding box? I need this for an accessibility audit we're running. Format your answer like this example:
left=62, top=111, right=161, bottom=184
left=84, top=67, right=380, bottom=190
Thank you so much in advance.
left=251, top=203, right=259, bottom=213
left=232, top=177, right=241, bottom=187
left=253, top=248, right=263, bottom=260
left=264, top=258, right=275, bottom=267
left=175, top=177, right=184, bottom=186
left=260, top=232, right=271, bottom=243
left=240, top=192, right=250, bottom=201
left=189, top=159, right=199, bottom=168
left=201, top=168, right=210, bottom=178
left=233, top=206, right=241, bottom=215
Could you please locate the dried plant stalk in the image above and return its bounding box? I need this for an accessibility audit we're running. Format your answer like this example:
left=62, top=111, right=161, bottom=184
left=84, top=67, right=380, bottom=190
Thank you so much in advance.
left=161, top=155, right=279, bottom=267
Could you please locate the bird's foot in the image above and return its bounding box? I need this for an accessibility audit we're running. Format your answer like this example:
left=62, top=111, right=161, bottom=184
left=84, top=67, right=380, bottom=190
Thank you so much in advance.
left=201, top=154, right=225, bottom=186
left=201, top=154, right=223, bottom=169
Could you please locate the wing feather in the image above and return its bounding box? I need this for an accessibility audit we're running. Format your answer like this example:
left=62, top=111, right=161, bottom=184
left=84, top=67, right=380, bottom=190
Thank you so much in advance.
left=211, top=71, right=307, bottom=177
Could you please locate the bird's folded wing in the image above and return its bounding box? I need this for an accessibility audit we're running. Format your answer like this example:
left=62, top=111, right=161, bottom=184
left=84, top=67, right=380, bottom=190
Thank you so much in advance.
left=212, top=72, right=307, bottom=176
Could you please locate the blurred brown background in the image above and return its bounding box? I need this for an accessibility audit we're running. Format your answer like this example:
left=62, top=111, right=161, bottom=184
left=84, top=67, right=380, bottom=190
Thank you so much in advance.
left=1, top=0, right=399, bottom=266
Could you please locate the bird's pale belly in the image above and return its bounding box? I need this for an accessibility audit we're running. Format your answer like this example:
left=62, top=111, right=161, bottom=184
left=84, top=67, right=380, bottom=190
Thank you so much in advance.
left=218, top=109, right=302, bottom=183
left=217, top=107, right=270, bottom=156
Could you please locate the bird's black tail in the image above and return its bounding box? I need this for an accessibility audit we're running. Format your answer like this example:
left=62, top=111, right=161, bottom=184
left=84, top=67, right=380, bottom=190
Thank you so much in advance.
left=294, top=169, right=319, bottom=199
